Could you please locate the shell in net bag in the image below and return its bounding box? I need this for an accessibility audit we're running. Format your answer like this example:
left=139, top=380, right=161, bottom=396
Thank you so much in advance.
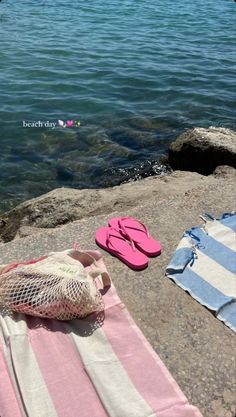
left=0, top=249, right=111, bottom=321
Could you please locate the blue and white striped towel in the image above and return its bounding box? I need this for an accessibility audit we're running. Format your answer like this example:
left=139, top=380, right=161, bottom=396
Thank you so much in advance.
left=166, top=212, right=236, bottom=332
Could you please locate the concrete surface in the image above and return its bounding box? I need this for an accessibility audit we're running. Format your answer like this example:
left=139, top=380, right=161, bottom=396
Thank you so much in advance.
left=0, top=169, right=235, bottom=417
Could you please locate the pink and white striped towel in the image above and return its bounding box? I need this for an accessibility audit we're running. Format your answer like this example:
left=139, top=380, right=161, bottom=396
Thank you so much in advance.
left=0, top=249, right=203, bottom=417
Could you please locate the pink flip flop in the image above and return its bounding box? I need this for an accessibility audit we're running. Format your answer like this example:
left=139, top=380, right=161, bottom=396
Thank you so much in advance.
left=108, top=217, right=162, bottom=257
left=95, top=226, right=149, bottom=270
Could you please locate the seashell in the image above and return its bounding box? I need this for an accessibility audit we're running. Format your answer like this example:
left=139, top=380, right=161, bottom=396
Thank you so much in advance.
left=58, top=120, right=65, bottom=128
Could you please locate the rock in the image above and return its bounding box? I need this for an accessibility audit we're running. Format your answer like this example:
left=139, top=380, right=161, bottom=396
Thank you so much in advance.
left=14, top=226, right=56, bottom=240
left=56, top=165, right=75, bottom=181
left=213, top=165, right=236, bottom=178
left=0, top=170, right=222, bottom=243
left=168, top=127, right=236, bottom=175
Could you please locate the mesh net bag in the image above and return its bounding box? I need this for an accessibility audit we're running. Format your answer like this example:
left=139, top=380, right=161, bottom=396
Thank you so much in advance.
left=0, top=249, right=111, bottom=321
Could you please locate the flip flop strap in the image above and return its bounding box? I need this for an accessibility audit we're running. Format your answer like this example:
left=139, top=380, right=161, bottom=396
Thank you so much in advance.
left=106, top=227, right=136, bottom=254
left=118, top=217, right=150, bottom=241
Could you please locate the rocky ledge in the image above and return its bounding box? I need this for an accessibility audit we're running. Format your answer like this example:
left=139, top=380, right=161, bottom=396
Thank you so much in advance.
left=0, top=126, right=235, bottom=243
left=0, top=127, right=235, bottom=417
left=168, top=126, right=236, bottom=174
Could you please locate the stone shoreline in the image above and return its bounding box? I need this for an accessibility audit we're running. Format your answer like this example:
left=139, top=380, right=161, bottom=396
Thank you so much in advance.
left=0, top=126, right=235, bottom=243
left=0, top=127, right=235, bottom=417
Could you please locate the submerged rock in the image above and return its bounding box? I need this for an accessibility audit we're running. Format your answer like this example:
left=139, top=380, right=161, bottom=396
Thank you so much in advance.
left=168, top=127, right=236, bottom=175
left=56, top=165, right=75, bottom=182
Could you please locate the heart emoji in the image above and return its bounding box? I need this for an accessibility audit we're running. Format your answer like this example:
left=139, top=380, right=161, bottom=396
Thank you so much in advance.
left=66, top=120, right=74, bottom=127
left=75, top=119, right=80, bottom=127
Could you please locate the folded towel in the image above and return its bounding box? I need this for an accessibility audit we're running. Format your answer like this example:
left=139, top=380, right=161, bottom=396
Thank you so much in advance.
left=166, top=212, right=236, bottom=332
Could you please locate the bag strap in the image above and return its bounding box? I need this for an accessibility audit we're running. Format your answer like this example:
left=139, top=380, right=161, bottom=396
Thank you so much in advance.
left=68, top=248, right=111, bottom=288
left=0, top=256, right=48, bottom=275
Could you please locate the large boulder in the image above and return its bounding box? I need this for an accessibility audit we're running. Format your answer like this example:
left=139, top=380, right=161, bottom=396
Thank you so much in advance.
left=168, top=127, right=236, bottom=175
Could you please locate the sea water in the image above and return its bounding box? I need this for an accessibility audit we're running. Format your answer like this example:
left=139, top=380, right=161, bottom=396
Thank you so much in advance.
left=0, top=0, right=235, bottom=211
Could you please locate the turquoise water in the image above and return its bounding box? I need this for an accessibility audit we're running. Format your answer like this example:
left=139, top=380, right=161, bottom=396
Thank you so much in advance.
left=0, top=0, right=235, bottom=211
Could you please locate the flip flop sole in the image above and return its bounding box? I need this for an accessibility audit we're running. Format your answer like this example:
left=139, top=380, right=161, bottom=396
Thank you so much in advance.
left=135, top=244, right=162, bottom=257
left=108, top=217, right=162, bottom=257
left=95, top=239, right=149, bottom=270
left=95, top=227, right=149, bottom=270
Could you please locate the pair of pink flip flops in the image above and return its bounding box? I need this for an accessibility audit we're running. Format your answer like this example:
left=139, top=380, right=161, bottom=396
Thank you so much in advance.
left=95, top=217, right=161, bottom=270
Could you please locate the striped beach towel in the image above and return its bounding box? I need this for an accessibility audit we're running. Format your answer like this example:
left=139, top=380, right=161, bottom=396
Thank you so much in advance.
left=166, top=212, right=236, bottom=333
left=0, top=250, right=202, bottom=417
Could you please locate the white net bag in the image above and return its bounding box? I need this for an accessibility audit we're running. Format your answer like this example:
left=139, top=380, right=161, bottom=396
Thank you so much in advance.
left=0, top=249, right=111, bottom=321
